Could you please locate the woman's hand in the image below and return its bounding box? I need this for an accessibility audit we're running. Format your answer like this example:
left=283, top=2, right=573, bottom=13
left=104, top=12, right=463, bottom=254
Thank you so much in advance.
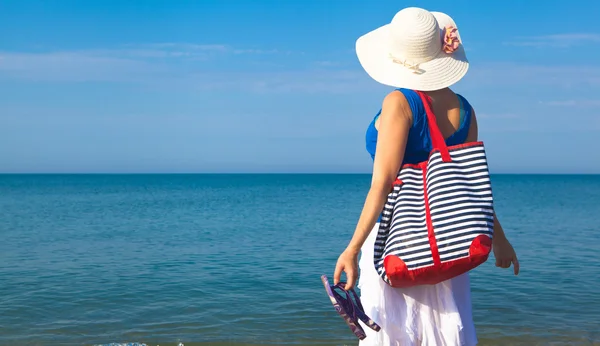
left=333, top=248, right=360, bottom=290
left=493, top=236, right=520, bottom=275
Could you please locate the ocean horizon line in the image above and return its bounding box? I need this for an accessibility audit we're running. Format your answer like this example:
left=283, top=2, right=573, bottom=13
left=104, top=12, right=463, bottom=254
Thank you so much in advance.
left=1, top=172, right=599, bottom=176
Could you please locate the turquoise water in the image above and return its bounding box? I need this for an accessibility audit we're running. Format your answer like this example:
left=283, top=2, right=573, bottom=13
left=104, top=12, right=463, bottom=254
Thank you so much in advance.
left=1, top=174, right=599, bottom=346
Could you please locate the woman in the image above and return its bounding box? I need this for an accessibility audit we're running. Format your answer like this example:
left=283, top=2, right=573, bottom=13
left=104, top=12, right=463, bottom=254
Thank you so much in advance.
left=333, top=7, right=519, bottom=346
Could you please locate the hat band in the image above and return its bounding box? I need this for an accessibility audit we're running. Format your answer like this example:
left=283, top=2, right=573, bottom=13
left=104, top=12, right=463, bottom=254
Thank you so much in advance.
left=388, top=54, right=426, bottom=75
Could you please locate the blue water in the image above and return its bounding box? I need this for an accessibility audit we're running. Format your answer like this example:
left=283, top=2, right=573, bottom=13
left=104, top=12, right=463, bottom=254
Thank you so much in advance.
left=1, top=174, right=599, bottom=346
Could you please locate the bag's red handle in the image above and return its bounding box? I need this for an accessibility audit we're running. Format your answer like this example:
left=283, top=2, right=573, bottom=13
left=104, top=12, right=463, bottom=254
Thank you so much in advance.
left=415, top=91, right=452, bottom=162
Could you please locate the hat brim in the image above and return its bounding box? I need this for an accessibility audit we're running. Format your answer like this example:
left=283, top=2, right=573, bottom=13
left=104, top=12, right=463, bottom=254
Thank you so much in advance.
left=356, top=11, right=469, bottom=91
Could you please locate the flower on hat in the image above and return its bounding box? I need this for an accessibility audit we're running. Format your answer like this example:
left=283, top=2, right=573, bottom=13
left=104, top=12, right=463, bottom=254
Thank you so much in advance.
left=442, top=25, right=460, bottom=54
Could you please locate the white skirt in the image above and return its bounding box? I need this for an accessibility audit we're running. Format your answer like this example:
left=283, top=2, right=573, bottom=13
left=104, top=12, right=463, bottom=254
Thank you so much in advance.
left=357, top=224, right=478, bottom=346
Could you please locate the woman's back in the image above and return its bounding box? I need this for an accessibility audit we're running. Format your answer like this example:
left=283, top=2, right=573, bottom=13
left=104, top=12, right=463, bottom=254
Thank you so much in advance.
left=365, top=88, right=474, bottom=165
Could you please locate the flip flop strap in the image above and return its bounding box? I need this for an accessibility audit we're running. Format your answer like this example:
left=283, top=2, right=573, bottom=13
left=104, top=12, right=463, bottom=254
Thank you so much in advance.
left=335, top=283, right=381, bottom=331
left=332, top=289, right=357, bottom=319
left=335, top=283, right=365, bottom=313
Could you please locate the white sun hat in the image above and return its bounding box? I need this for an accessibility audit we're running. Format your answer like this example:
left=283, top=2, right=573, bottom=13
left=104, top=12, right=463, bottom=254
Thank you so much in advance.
left=356, top=7, right=468, bottom=91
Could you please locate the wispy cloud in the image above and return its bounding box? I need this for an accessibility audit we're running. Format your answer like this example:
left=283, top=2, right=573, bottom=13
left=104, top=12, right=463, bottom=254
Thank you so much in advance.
left=0, top=50, right=375, bottom=93
left=0, top=51, right=160, bottom=82
left=504, top=33, right=600, bottom=47
left=2, top=44, right=600, bottom=94
left=30, top=43, right=283, bottom=60
left=539, top=100, right=600, bottom=107
left=313, top=60, right=341, bottom=67
left=127, top=43, right=292, bottom=56
left=0, top=43, right=300, bottom=85
left=477, top=113, right=519, bottom=119
left=465, top=62, right=600, bottom=88
left=180, top=69, right=376, bottom=94
left=113, top=43, right=230, bottom=59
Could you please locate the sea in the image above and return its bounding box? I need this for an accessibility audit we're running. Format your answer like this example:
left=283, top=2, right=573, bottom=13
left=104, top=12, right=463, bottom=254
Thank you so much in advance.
left=1, top=174, right=599, bottom=346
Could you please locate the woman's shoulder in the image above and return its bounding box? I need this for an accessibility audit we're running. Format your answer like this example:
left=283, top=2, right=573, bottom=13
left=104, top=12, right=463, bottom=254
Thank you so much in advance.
left=385, top=88, right=419, bottom=101
left=381, top=88, right=424, bottom=126
left=379, top=89, right=415, bottom=124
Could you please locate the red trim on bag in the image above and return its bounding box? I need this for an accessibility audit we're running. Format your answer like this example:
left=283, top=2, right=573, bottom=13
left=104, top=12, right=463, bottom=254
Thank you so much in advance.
left=385, top=234, right=492, bottom=288
left=384, top=255, right=408, bottom=287
left=401, top=163, right=422, bottom=170
left=448, top=141, right=484, bottom=150
left=429, top=141, right=485, bottom=160
left=392, top=178, right=403, bottom=186
left=420, top=162, right=441, bottom=268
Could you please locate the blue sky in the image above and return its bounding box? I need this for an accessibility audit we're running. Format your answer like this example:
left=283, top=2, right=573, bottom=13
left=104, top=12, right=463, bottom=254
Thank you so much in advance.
left=1, top=0, right=600, bottom=174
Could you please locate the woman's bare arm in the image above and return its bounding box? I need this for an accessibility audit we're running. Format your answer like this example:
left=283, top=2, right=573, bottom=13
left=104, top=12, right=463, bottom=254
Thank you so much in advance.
left=467, top=108, right=520, bottom=275
left=334, top=91, right=412, bottom=287
left=466, top=109, right=507, bottom=239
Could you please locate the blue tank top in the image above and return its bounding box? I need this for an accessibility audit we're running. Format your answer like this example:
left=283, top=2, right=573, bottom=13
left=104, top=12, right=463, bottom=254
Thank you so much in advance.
left=365, top=88, right=473, bottom=165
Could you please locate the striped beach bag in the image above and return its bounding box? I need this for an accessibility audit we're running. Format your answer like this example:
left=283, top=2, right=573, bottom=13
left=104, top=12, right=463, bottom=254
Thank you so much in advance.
left=373, top=91, right=495, bottom=288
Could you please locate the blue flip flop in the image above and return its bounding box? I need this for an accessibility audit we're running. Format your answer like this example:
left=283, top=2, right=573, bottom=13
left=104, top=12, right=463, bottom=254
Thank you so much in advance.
left=321, top=274, right=381, bottom=340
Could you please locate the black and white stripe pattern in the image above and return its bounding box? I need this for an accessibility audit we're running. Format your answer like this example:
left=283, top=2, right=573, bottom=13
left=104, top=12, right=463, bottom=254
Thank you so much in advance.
left=374, top=143, right=495, bottom=285
left=374, top=166, right=433, bottom=277
left=427, top=145, right=494, bottom=263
